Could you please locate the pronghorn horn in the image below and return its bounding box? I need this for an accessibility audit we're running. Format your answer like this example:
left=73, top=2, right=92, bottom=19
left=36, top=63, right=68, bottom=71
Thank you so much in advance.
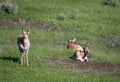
left=22, top=28, right=25, bottom=34
left=82, top=46, right=85, bottom=49
left=27, top=28, right=31, bottom=34
left=73, top=38, right=76, bottom=42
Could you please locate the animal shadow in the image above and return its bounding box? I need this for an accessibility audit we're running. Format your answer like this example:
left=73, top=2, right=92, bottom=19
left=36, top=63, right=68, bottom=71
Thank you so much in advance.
left=0, top=56, right=19, bottom=63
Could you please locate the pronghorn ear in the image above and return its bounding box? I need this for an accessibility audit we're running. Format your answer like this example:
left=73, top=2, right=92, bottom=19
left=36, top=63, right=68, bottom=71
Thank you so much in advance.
left=68, top=39, right=70, bottom=43
left=27, top=28, right=31, bottom=34
left=22, top=28, right=26, bottom=34
left=73, top=38, right=76, bottom=42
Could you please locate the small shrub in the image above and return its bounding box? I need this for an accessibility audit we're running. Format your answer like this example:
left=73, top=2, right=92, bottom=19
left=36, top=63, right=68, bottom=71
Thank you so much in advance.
left=104, top=0, right=119, bottom=7
left=0, top=3, right=6, bottom=16
left=56, top=13, right=66, bottom=20
left=70, top=9, right=79, bottom=20
left=1, top=1, right=18, bottom=14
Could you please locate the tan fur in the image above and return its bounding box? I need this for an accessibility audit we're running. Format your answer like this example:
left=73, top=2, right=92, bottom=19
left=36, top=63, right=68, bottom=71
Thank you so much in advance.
left=68, top=43, right=82, bottom=51
left=75, top=50, right=84, bottom=58
left=17, top=28, right=30, bottom=66
left=18, top=35, right=23, bottom=39
left=73, top=47, right=90, bottom=62
left=73, top=50, right=84, bottom=61
left=67, top=38, right=83, bottom=51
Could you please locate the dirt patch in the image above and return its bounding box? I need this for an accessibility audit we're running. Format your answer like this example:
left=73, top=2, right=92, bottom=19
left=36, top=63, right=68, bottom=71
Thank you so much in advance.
left=98, top=38, right=120, bottom=47
left=0, top=18, right=60, bottom=31
left=112, top=38, right=120, bottom=47
left=47, top=58, right=120, bottom=73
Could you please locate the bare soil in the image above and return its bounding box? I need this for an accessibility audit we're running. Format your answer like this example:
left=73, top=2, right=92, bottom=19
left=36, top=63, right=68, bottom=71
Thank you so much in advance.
left=0, top=18, right=59, bottom=31
left=47, top=58, right=120, bottom=74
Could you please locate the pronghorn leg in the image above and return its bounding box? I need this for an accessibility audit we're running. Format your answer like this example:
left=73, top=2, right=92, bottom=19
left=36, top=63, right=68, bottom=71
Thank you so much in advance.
left=23, top=52, right=26, bottom=64
left=25, top=50, right=29, bottom=66
left=20, top=53, right=24, bottom=65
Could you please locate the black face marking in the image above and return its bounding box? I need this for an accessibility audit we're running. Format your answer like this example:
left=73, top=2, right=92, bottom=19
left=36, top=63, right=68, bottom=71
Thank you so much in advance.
left=82, top=47, right=89, bottom=59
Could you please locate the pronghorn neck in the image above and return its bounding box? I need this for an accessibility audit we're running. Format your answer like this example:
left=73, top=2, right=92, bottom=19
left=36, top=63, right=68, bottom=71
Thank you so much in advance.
left=18, top=35, right=30, bottom=49
left=23, top=38, right=29, bottom=45
left=24, top=37, right=29, bottom=41
left=82, top=48, right=88, bottom=59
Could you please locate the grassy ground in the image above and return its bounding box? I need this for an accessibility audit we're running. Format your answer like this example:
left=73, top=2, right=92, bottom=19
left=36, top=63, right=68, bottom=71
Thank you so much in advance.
left=0, top=0, right=120, bottom=82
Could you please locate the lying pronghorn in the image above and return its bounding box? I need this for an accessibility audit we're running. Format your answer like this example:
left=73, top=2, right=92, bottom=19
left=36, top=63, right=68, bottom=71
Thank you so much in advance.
left=72, top=46, right=90, bottom=62
left=17, top=28, right=30, bottom=66
left=67, top=38, right=83, bottom=51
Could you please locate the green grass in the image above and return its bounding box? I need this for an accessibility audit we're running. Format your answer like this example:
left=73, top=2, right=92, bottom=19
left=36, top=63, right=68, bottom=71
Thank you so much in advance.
left=0, top=0, right=120, bottom=82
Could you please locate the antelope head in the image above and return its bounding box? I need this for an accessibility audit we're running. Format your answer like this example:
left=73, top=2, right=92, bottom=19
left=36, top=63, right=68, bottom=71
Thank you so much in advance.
left=22, top=28, right=30, bottom=39
left=83, top=46, right=90, bottom=54
left=68, top=38, right=76, bottom=43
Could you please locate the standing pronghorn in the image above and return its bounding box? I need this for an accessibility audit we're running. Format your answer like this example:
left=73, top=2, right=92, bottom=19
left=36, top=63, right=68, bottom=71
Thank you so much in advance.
left=17, top=28, right=30, bottom=66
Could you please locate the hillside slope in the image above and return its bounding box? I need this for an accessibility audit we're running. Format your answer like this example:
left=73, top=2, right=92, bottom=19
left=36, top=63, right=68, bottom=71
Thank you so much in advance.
left=0, top=0, right=120, bottom=82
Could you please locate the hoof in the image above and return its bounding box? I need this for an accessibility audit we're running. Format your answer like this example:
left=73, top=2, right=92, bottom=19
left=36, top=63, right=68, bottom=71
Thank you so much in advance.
left=27, top=64, right=29, bottom=66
